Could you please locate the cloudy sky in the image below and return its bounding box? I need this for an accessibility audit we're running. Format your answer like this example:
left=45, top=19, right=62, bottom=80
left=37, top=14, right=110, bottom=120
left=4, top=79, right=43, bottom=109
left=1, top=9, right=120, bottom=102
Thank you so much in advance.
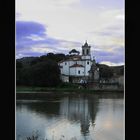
left=16, top=0, right=124, bottom=66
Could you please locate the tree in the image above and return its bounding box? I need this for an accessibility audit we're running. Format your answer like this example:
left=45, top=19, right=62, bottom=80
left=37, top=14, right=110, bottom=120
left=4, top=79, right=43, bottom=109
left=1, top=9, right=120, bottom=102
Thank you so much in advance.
left=16, top=53, right=67, bottom=87
left=98, top=64, right=113, bottom=80
left=16, top=61, right=23, bottom=85
left=40, top=53, right=66, bottom=63
left=16, top=61, right=23, bottom=69
left=30, top=60, right=61, bottom=87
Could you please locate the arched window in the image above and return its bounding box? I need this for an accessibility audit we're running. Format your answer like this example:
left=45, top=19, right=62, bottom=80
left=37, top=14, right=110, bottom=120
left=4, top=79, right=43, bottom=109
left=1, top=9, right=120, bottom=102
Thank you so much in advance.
left=86, top=49, right=89, bottom=55
left=83, top=49, right=85, bottom=55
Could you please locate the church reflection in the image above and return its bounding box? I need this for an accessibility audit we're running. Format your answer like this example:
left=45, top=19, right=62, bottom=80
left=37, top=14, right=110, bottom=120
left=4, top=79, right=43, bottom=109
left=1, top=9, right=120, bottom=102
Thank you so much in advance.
left=59, top=95, right=99, bottom=136
left=17, top=95, right=99, bottom=136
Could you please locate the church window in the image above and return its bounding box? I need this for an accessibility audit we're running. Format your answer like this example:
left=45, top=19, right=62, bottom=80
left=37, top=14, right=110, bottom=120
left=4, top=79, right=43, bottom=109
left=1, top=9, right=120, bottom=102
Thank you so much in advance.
left=87, top=49, right=89, bottom=55
left=87, top=61, right=89, bottom=65
left=65, top=62, right=67, bottom=65
left=83, top=50, right=85, bottom=55
left=78, top=70, right=80, bottom=74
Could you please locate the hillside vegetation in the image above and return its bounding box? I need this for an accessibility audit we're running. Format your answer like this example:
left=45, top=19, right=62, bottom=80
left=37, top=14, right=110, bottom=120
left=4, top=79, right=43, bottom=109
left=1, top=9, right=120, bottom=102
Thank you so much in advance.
left=16, top=53, right=124, bottom=87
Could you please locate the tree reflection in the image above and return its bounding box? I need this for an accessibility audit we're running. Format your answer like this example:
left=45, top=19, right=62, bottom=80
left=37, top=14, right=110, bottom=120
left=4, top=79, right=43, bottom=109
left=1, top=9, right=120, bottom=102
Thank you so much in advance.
left=59, top=95, right=99, bottom=136
left=16, top=94, right=123, bottom=140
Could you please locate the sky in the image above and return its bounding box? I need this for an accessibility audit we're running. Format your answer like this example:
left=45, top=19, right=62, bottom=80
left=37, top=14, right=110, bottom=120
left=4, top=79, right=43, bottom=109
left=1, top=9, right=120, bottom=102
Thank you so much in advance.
left=16, top=0, right=124, bottom=66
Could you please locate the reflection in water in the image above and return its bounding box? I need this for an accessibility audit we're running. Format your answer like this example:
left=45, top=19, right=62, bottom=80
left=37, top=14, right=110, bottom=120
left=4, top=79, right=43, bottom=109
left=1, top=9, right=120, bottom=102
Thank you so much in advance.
left=16, top=94, right=124, bottom=140
left=59, top=95, right=99, bottom=136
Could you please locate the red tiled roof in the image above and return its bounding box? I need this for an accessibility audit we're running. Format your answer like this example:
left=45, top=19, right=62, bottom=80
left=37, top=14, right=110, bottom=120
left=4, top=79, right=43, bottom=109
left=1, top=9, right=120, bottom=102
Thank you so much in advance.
left=58, top=56, right=82, bottom=64
left=71, top=55, right=82, bottom=58
left=70, top=64, right=84, bottom=68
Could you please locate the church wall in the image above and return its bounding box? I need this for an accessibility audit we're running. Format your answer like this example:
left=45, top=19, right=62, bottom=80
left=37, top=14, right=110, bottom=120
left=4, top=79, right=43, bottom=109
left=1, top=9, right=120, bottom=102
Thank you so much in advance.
left=77, top=61, right=83, bottom=65
left=81, top=56, right=91, bottom=60
left=76, top=67, right=85, bottom=76
left=69, top=61, right=75, bottom=66
left=85, top=60, right=92, bottom=76
left=60, top=61, right=70, bottom=75
left=58, top=41, right=96, bottom=83
left=70, top=67, right=84, bottom=76
left=70, top=67, right=76, bottom=76
left=59, top=59, right=94, bottom=78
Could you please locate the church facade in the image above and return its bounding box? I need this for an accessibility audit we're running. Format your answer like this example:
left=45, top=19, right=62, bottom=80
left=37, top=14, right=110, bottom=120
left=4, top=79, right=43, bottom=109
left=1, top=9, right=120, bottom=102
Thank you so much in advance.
left=58, top=41, right=99, bottom=83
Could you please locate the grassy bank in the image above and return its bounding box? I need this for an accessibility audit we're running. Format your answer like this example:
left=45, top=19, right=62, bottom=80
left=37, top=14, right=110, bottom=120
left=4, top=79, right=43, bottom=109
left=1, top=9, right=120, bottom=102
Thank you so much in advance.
left=16, top=86, right=124, bottom=100
left=16, top=86, right=124, bottom=93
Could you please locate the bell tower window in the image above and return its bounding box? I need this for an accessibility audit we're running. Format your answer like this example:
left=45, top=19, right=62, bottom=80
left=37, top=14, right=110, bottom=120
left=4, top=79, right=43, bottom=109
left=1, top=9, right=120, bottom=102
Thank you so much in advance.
left=82, top=50, right=85, bottom=55
left=87, top=49, right=89, bottom=55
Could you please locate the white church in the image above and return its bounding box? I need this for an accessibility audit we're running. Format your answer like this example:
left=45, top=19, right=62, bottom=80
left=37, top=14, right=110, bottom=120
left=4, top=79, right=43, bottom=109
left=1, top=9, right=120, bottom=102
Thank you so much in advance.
left=58, top=41, right=99, bottom=83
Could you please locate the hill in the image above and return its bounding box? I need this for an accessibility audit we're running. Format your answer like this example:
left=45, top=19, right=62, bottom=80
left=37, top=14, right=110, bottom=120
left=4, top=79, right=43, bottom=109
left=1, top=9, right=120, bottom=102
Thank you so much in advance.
left=16, top=57, right=39, bottom=67
left=96, top=64, right=124, bottom=78
left=16, top=54, right=124, bottom=89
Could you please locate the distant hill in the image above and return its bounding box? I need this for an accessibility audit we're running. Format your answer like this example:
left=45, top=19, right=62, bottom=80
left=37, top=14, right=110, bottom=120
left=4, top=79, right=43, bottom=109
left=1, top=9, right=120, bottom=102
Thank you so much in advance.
left=97, top=64, right=124, bottom=76
left=16, top=57, right=39, bottom=67
left=110, top=65, right=124, bottom=76
left=16, top=53, right=66, bottom=67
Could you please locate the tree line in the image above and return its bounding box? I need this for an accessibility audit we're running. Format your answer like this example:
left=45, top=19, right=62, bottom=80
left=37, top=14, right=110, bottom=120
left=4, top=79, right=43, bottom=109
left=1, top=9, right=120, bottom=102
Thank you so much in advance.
left=16, top=53, right=124, bottom=87
left=16, top=53, right=66, bottom=87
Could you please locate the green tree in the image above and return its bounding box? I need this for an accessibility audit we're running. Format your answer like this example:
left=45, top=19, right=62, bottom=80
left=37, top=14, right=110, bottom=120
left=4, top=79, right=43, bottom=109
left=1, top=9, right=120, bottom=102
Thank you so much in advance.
left=16, top=53, right=65, bottom=86
left=30, top=60, right=61, bottom=87
left=98, top=64, right=113, bottom=80
left=16, top=61, right=23, bottom=85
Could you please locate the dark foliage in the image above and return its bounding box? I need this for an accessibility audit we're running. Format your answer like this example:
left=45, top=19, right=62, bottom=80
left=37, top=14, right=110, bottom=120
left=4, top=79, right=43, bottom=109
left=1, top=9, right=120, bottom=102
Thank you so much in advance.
left=40, top=53, right=66, bottom=63
left=16, top=61, right=23, bottom=85
left=96, top=64, right=114, bottom=79
left=16, top=53, right=66, bottom=87
left=30, top=60, right=61, bottom=87
left=16, top=53, right=124, bottom=87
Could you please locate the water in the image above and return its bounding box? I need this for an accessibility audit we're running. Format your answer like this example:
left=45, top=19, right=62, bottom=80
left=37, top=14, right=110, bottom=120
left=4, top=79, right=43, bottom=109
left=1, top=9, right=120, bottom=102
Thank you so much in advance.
left=16, top=93, right=124, bottom=140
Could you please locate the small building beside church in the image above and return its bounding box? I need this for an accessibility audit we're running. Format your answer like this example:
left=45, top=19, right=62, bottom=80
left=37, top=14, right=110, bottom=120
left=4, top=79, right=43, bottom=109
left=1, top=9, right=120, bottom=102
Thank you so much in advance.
left=58, top=41, right=99, bottom=83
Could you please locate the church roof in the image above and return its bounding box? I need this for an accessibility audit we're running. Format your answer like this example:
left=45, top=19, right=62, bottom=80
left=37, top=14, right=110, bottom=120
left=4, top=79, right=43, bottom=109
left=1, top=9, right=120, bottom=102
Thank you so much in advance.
left=70, top=63, right=84, bottom=68
left=70, top=55, right=82, bottom=60
left=69, top=49, right=80, bottom=54
left=82, top=41, right=91, bottom=48
left=84, top=42, right=88, bottom=46
left=58, top=55, right=82, bottom=64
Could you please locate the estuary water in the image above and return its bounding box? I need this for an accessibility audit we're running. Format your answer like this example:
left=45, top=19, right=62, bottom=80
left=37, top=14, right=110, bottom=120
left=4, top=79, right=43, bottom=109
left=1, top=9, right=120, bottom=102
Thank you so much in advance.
left=16, top=93, right=124, bottom=140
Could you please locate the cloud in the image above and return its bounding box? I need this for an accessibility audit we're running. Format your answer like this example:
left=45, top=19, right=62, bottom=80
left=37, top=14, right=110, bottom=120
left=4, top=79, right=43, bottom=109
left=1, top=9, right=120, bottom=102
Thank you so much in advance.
left=100, top=61, right=124, bottom=66
left=16, top=0, right=124, bottom=66
left=16, top=21, right=124, bottom=65
left=16, top=21, right=56, bottom=57
left=16, top=1, right=124, bottom=45
left=93, top=46, right=124, bottom=64
left=16, top=21, right=46, bottom=40
left=80, top=0, right=124, bottom=9
left=16, top=21, right=82, bottom=58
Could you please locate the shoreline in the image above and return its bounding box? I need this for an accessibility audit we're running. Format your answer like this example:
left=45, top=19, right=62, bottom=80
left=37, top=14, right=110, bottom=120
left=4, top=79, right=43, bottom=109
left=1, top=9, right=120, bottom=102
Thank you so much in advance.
left=16, top=89, right=124, bottom=100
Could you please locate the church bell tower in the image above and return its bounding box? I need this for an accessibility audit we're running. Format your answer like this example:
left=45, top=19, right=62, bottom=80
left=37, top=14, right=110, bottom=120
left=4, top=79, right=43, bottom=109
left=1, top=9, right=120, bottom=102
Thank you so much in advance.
left=82, top=41, right=91, bottom=60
